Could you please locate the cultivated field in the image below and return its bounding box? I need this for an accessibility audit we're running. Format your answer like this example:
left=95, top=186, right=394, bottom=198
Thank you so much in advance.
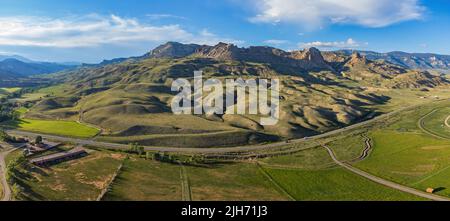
left=103, top=156, right=182, bottom=201
left=8, top=148, right=124, bottom=200
left=420, top=106, right=450, bottom=139
left=186, top=163, right=287, bottom=201
left=354, top=100, right=450, bottom=198
left=263, top=167, right=422, bottom=201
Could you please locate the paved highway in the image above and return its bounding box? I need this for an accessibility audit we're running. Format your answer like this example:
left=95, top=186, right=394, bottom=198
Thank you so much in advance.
left=6, top=104, right=419, bottom=154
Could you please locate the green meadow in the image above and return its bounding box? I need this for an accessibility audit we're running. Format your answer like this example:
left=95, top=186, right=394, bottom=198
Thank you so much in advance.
left=420, top=106, right=450, bottom=139
left=3, top=118, right=99, bottom=138
left=356, top=131, right=450, bottom=197
left=353, top=101, right=450, bottom=198
left=263, top=167, right=422, bottom=201
left=0, top=87, right=21, bottom=93
left=103, top=157, right=182, bottom=201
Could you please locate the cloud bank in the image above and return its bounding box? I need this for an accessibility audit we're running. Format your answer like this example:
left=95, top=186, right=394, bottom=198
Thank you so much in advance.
left=299, top=38, right=367, bottom=49
left=0, top=14, right=240, bottom=48
left=249, top=0, right=424, bottom=28
left=263, top=39, right=289, bottom=45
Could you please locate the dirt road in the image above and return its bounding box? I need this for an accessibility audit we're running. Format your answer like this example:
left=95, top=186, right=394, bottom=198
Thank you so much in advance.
left=0, top=147, right=15, bottom=201
left=321, top=144, right=450, bottom=201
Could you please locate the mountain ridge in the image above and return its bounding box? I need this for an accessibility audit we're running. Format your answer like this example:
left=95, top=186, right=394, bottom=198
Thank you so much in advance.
left=0, top=58, right=76, bottom=79
left=336, top=49, right=450, bottom=70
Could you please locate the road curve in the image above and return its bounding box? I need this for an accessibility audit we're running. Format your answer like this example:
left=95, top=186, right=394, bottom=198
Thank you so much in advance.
left=5, top=103, right=422, bottom=154
left=0, top=147, right=15, bottom=201
left=321, top=144, right=450, bottom=201
left=445, top=115, right=450, bottom=128
left=417, top=109, right=450, bottom=140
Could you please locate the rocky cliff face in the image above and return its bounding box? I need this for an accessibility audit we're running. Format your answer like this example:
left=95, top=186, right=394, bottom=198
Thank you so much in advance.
left=148, top=42, right=336, bottom=73
left=345, top=52, right=369, bottom=67
left=290, top=47, right=334, bottom=71
left=149, top=42, right=203, bottom=58
left=67, top=41, right=448, bottom=90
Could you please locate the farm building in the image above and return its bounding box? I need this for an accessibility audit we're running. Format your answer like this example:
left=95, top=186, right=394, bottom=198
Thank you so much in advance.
left=23, top=140, right=61, bottom=155
left=29, top=146, right=88, bottom=167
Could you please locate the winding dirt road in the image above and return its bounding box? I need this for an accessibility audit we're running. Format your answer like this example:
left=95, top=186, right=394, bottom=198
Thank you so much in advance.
left=321, top=144, right=450, bottom=201
left=418, top=109, right=450, bottom=140
left=445, top=115, right=450, bottom=128
left=0, top=147, right=15, bottom=201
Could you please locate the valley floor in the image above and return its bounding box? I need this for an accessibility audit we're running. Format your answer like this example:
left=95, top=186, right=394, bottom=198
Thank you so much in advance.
left=3, top=88, right=450, bottom=201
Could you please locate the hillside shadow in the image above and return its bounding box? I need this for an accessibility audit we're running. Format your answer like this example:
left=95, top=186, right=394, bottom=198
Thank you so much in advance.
left=434, top=187, right=446, bottom=193
left=1, top=119, right=23, bottom=129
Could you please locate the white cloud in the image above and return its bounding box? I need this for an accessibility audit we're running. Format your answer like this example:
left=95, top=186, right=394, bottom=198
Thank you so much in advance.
left=263, top=39, right=289, bottom=45
left=0, top=50, right=15, bottom=55
left=0, top=14, right=241, bottom=48
left=196, top=29, right=245, bottom=46
left=146, top=14, right=187, bottom=20
left=299, top=38, right=367, bottom=49
left=249, top=0, right=424, bottom=28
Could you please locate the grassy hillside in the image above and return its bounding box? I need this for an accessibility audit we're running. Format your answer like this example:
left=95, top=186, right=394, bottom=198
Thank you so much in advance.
left=7, top=43, right=450, bottom=148
left=17, top=66, right=423, bottom=146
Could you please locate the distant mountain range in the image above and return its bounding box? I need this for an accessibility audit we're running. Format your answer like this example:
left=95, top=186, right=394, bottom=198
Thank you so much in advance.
left=55, top=42, right=448, bottom=90
left=131, top=42, right=450, bottom=73
left=0, top=55, right=77, bottom=79
left=105, top=41, right=450, bottom=72
left=3, top=43, right=450, bottom=81
left=336, top=50, right=450, bottom=71
left=0, top=54, right=33, bottom=63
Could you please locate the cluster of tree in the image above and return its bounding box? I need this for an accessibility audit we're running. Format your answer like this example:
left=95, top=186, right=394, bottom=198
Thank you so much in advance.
left=34, top=135, right=43, bottom=145
left=152, top=152, right=177, bottom=163
left=11, top=183, right=23, bottom=200
left=128, top=143, right=144, bottom=155
left=127, top=143, right=207, bottom=166
left=184, top=155, right=206, bottom=165
left=0, top=130, right=10, bottom=141
left=0, top=87, right=33, bottom=101
left=0, top=87, right=44, bottom=122
left=152, top=152, right=206, bottom=165
left=0, top=101, right=19, bottom=122
left=0, top=129, right=26, bottom=143
left=5, top=153, right=27, bottom=199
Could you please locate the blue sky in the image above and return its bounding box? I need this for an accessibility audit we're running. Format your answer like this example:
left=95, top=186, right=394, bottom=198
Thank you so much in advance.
left=0, top=0, right=449, bottom=63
